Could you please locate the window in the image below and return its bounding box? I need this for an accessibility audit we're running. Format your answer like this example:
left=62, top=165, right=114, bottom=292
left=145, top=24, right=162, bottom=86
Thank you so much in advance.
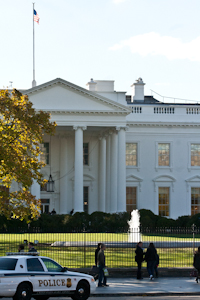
left=40, top=143, right=49, bottom=164
left=159, top=187, right=169, bottom=217
left=126, top=187, right=137, bottom=213
left=0, top=258, right=17, bottom=270
left=191, top=188, right=200, bottom=215
left=83, top=143, right=89, bottom=165
left=83, top=186, right=89, bottom=213
left=27, top=258, right=44, bottom=272
left=126, top=143, right=137, bottom=166
left=41, top=199, right=50, bottom=214
left=41, top=258, right=62, bottom=272
left=40, top=183, right=47, bottom=192
left=158, top=143, right=170, bottom=166
left=191, top=144, right=200, bottom=166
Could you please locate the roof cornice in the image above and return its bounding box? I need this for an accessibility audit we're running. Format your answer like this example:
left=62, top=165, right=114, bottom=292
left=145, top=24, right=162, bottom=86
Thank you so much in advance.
left=127, top=122, right=200, bottom=128
left=40, top=109, right=128, bottom=116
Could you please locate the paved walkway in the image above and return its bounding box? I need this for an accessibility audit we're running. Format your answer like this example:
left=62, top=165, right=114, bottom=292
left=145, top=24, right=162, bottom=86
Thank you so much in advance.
left=93, top=277, right=200, bottom=296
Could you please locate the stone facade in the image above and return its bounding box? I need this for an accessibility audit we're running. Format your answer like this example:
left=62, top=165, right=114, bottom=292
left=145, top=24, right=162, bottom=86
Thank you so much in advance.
left=21, top=77, right=200, bottom=219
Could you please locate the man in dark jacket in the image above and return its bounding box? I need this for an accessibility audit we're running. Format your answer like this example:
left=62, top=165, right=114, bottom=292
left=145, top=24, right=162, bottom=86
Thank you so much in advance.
left=28, top=242, right=37, bottom=253
left=193, top=246, right=200, bottom=282
left=95, top=243, right=101, bottom=266
left=135, top=241, right=144, bottom=279
left=97, top=243, right=108, bottom=287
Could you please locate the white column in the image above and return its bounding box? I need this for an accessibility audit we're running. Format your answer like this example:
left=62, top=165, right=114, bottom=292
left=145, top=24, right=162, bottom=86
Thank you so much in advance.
left=31, top=179, right=40, bottom=200
left=98, top=136, right=106, bottom=212
left=59, top=136, right=68, bottom=214
left=110, top=131, right=118, bottom=213
left=74, top=126, right=86, bottom=212
left=117, top=127, right=126, bottom=212
left=106, top=134, right=111, bottom=212
left=31, top=147, right=40, bottom=200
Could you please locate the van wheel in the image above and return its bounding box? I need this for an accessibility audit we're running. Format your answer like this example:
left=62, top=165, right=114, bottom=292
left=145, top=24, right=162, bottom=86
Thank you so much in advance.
left=13, top=283, right=32, bottom=300
left=71, top=280, right=90, bottom=300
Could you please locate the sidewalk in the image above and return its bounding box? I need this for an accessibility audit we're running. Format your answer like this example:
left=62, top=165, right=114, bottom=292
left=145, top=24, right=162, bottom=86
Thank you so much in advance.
left=93, top=277, right=200, bottom=296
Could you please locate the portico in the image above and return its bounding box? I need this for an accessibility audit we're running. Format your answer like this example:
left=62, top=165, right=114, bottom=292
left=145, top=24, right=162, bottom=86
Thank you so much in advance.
left=26, top=78, right=130, bottom=214
left=57, top=126, right=128, bottom=214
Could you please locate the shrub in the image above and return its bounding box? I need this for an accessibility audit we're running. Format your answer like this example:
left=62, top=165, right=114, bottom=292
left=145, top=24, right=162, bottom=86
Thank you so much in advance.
left=139, top=209, right=159, bottom=228
left=156, top=217, right=176, bottom=227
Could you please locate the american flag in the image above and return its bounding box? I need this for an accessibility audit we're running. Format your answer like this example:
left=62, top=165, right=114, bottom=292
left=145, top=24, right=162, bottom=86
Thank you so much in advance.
left=34, top=9, right=40, bottom=24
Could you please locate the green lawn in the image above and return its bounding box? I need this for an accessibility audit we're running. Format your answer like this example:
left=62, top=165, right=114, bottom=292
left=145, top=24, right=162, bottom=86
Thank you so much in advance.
left=0, top=232, right=195, bottom=268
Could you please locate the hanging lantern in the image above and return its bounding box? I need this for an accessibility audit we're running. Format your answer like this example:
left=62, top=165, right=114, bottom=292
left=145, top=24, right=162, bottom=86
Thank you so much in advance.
left=46, top=174, right=54, bottom=192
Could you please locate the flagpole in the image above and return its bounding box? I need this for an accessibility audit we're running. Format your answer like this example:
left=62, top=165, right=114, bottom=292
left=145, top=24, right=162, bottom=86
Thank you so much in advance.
left=32, top=3, right=36, bottom=87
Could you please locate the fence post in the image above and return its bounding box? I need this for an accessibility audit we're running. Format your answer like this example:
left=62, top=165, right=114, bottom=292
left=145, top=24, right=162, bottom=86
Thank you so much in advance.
left=192, top=223, right=197, bottom=255
left=83, top=225, right=86, bottom=268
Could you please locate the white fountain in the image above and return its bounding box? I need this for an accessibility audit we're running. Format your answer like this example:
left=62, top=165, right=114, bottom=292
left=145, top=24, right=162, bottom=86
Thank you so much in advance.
left=128, top=209, right=141, bottom=243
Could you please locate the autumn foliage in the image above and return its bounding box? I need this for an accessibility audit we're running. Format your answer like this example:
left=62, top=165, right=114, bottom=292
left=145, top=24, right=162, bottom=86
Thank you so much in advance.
left=0, top=89, right=56, bottom=220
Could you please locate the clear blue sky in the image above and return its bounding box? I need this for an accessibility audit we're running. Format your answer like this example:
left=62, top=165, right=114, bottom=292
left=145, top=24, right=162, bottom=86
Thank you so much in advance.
left=1, top=0, right=200, bottom=101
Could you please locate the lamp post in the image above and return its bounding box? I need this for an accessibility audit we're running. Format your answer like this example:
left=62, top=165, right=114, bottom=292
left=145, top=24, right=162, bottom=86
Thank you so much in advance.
left=46, top=174, right=54, bottom=192
left=46, top=136, right=54, bottom=193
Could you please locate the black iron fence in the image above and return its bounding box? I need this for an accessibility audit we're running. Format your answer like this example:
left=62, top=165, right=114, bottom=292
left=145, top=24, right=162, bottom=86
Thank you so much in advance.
left=0, top=226, right=199, bottom=268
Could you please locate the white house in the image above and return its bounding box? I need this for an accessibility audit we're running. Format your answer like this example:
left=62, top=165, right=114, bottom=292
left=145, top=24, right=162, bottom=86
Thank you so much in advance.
left=22, top=77, right=200, bottom=219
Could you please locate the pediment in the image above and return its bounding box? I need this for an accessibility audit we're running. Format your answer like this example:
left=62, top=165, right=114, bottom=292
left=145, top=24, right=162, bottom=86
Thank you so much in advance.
left=186, top=175, right=200, bottom=182
left=25, top=78, right=131, bottom=115
left=126, top=174, right=143, bottom=182
left=153, top=175, right=176, bottom=182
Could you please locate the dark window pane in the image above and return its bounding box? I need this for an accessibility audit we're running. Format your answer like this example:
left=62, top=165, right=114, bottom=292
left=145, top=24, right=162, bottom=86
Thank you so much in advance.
left=83, top=186, right=89, bottom=213
left=40, top=199, right=50, bottom=214
left=83, top=143, right=89, bottom=165
left=27, top=258, right=44, bottom=272
left=0, top=258, right=17, bottom=270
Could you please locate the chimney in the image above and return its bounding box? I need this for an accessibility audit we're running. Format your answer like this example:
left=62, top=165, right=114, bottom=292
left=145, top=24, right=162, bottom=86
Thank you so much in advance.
left=131, top=77, right=145, bottom=102
left=86, top=78, right=97, bottom=91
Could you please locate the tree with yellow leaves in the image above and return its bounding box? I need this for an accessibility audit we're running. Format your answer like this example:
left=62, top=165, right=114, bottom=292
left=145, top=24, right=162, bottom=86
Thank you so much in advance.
left=0, top=89, right=56, bottom=220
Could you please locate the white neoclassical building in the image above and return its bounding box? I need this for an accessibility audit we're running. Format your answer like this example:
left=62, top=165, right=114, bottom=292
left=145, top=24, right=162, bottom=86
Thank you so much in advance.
left=22, top=77, right=200, bottom=219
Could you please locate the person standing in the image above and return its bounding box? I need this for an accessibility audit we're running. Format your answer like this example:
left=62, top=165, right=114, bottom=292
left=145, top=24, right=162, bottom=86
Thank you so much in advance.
left=97, top=243, right=108, bottom=287
left=18, top=244, right=24, bottom=252
left=95, top=243, right=101, bottom=266
left=28, top=242, right=37, bottom=253
left=51, top=208, right=56, bottom=215
left=193, top=246, right=200, bottom=282
left=135, top=241, right=144, bottom=280
left=145, top=242, right=157, bottom=280
left=154, top=253, right=159, bottom=278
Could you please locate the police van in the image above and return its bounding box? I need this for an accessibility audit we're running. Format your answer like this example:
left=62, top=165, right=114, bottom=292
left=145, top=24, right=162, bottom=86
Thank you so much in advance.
left=0, top=252, right=96, bottom=300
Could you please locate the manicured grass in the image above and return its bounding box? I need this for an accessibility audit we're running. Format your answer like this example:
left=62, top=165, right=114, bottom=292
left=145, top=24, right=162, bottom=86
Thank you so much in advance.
left=0, top=232, right=199, bottom=243
left=0, top=232, right=195, bottom=268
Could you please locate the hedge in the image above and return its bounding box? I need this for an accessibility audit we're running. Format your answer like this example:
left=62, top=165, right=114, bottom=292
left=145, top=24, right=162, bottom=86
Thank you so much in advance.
left=0, top=210, right=199, bottom=232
